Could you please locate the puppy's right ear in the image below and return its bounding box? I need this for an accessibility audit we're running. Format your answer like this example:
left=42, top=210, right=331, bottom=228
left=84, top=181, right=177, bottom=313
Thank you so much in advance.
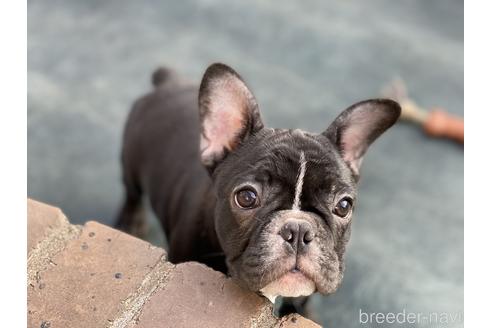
left=198, top=63, right=264, bottom=172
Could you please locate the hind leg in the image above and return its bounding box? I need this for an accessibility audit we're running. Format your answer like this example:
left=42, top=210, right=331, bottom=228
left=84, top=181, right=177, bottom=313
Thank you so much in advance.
left=115, top=175, right=148, bottom=239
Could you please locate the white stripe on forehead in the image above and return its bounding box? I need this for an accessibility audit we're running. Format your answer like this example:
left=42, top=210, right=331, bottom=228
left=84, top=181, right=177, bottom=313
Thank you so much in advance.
left=292, top=151, right=307, bottom=210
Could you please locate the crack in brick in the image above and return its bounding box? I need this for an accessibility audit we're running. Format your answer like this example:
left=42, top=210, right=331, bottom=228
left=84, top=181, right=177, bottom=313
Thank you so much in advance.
left=107, top=256, right=175, bottom=328
left=220, top=281, right=226, bottom=293
left=27, top=223, right=82, bottom=286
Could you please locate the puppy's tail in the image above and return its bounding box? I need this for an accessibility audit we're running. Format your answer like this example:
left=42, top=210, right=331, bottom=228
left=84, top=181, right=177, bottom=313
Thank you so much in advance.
left=151, top=67, right=172, bottom=87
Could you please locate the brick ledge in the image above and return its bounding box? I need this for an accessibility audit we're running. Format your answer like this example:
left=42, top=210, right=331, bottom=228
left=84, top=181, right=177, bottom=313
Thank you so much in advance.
left=27, top=199, right=321, bottom=328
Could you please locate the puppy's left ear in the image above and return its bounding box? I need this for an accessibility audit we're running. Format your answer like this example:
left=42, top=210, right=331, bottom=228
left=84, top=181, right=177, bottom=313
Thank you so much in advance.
left=323, top=99, right=401, bottom=178
left=199, top=63, right=264, bottom=171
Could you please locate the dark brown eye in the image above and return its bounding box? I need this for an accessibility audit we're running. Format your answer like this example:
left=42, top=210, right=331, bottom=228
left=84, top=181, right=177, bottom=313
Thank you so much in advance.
left=333, top=197, right=353, bottom=217
left=235, top=188, right=259, bottom=209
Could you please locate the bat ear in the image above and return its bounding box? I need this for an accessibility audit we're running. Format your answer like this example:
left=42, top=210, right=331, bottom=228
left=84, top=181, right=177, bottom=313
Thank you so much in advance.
left=198, top=63, right=263, bottom=171
left=322, top=99, right=401, bottom=177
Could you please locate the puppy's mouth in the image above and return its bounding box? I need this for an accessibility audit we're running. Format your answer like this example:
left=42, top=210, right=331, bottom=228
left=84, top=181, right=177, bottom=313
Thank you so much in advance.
left=259, top=266, right=316, bottom=303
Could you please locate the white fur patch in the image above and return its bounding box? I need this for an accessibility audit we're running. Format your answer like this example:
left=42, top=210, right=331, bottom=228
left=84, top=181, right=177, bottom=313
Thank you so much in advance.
left=292, top=151, right=307, bottom=210
left=260, top=271, right=316, bottom=303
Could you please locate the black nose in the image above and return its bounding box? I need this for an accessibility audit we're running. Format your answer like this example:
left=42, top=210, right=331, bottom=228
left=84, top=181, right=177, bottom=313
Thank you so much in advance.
left=279, top=220, right=314, bottom=253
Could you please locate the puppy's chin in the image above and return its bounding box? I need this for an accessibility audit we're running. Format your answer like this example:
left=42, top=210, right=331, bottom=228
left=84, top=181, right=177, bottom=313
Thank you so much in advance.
left=259, top=271, right=316, bottom=303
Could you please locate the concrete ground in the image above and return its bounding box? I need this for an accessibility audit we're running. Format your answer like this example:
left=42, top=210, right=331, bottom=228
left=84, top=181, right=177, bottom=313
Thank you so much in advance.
left=28, top=0, right=463, bottom=327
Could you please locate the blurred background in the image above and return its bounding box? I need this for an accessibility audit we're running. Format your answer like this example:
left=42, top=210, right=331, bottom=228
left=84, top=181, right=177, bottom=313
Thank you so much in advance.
left=28, top=0, right=463, bottom=327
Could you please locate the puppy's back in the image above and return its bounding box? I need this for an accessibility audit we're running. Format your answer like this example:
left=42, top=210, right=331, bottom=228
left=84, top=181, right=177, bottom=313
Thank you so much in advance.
left=121, top=68, right=210, bottom=229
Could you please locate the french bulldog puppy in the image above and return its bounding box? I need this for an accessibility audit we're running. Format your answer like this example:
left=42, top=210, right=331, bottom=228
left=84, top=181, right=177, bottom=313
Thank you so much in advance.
left=116, top=63, right=400, bottom=314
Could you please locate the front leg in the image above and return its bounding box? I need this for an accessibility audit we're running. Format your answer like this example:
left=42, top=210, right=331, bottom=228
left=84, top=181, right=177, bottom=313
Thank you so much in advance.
left=278, top=296, right=312, bottom=318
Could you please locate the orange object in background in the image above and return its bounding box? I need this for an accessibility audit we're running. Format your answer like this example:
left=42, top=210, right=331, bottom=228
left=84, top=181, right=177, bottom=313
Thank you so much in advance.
left=382, top=79, right=464, bottom=144
left=424, top=109, right=464, bottom=143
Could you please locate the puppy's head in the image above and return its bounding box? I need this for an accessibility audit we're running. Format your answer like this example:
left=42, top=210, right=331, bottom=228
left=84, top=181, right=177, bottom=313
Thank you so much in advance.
left=198, top=63, right=400, bottom=301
